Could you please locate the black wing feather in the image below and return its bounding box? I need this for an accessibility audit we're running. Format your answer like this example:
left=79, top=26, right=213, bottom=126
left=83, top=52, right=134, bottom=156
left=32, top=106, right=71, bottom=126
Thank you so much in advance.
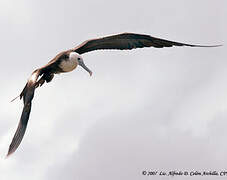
left=7, top=70, right=40, bottom=157
left=73, top=32, right=220, bottom=54
left=7, top=103, right=32, bottom=157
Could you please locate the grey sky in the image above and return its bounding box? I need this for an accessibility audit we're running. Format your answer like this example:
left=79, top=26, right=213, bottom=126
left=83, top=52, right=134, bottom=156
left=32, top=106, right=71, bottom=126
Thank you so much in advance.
left=0, top=0, right=226, bottom=180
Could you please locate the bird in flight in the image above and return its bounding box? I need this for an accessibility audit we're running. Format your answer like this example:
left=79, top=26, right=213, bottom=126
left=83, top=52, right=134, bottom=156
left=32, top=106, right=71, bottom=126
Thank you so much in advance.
left=7, top=32, right=220, bottom=157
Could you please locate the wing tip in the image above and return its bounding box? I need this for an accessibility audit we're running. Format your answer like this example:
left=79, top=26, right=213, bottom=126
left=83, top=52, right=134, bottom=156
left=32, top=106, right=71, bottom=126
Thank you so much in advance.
left=5, top=148, right=15, bottom=159
left=187, top=44, right=223, bottom=48
left=5, top=152, right=12, bottom=159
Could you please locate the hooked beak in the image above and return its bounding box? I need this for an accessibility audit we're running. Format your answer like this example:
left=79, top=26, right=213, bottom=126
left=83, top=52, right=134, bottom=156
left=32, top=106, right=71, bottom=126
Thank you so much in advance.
left=79, top=61, right=92, bottom=76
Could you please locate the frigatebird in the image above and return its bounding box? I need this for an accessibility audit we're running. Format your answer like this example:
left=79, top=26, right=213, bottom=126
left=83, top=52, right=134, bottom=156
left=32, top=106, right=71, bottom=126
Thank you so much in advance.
left=7, top=32, right=220, bottom=157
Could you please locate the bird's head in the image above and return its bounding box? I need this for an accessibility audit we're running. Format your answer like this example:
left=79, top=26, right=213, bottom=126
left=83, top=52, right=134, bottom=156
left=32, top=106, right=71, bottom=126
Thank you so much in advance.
left=69, top=52, right=92, bottom=76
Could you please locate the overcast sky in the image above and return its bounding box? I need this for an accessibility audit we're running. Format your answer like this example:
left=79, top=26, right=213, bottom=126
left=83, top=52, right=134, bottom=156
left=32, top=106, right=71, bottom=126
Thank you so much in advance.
left=0, top=0, right=226, bottom=179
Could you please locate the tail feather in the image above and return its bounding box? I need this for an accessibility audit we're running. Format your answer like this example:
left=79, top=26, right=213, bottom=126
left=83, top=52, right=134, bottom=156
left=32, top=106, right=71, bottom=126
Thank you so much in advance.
left=10, top=95, right=20, bottom=103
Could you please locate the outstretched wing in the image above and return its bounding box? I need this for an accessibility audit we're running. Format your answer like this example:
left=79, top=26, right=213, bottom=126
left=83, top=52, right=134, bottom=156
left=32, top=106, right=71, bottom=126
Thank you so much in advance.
left=7, top=69, right=41, bottom=157
left=73, top=32, right=220, bottom=54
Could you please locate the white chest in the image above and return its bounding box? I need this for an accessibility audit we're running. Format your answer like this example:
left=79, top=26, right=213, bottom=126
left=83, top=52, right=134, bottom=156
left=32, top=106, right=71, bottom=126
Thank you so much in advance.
left=59, top=59, right=78, bottom=72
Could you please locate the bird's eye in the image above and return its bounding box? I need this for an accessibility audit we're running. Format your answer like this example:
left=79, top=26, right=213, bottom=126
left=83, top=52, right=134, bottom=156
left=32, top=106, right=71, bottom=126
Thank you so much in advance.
left=78, top=58, right=81, bottom=61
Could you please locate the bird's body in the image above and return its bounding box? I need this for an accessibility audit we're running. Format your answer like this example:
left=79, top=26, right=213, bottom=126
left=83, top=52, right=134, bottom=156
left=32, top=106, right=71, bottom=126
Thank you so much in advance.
left=59, top=56, right=78, bottom=72
left=7, top=32, right=220, bottom=157
left=47, top=51, right=79, bottom=73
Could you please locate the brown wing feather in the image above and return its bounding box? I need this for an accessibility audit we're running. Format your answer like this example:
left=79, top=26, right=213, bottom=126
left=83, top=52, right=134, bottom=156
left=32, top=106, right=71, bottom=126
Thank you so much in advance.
left=7, top=51, right=69, bottom=157
left=73, top=32, right=220, bottom=54
left=7, top=70, right=41, bottom=157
